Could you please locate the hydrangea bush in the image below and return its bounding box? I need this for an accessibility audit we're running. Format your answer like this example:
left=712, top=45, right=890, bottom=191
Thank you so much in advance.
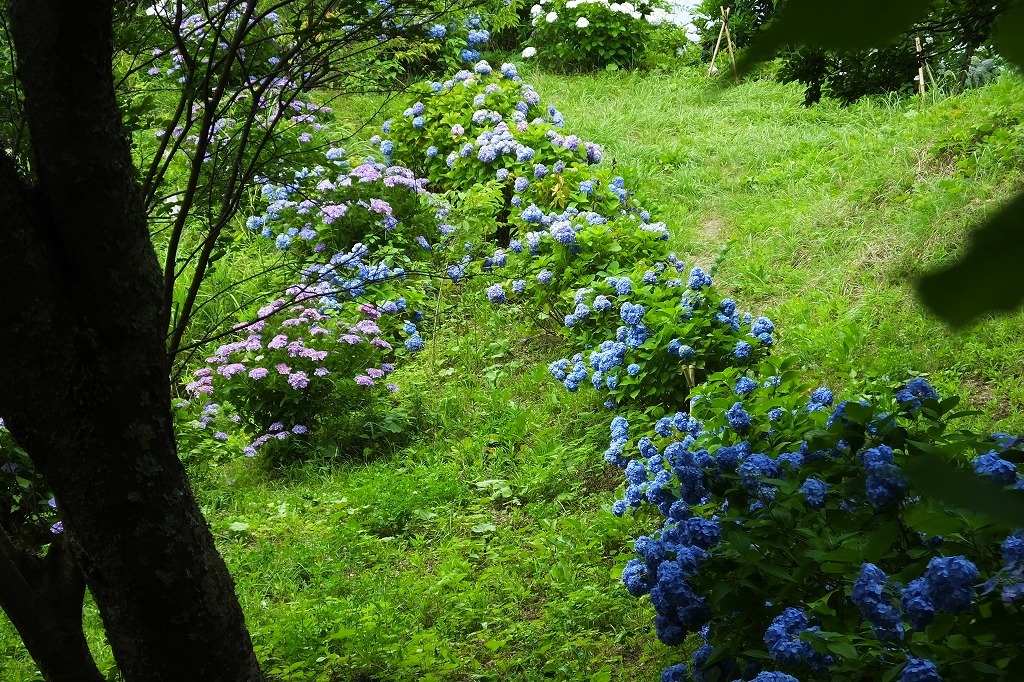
left=524, top=0, right=659, bottom=71
left=184, top=289, right=405, bottom=460
left=611, top=369, right=1024, bottom=681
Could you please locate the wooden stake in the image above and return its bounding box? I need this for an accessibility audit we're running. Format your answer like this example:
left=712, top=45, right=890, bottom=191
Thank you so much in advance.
left=915, top=36, right=927, bottom=102
left=707, top=8, right=727, bottom=77
left=722, top=7, right=739, bottom=83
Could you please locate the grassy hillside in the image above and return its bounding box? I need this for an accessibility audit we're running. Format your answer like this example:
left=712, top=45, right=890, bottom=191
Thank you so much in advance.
left=2, top=67, right=1023, bottom=681
left=529, top=67, right=1024, bottom=431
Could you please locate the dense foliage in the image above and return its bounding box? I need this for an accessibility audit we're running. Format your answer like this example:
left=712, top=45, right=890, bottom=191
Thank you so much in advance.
left=695, top=0, right=1010, bottom=105
left=2, top=0, right=1023, bottom=678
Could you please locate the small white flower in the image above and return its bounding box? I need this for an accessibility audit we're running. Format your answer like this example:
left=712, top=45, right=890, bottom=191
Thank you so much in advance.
left=545, top=10, right=557, bottom=22
left=576, top=16, right=590, bottom=27
left=531, top=3, right=542, bottom=15
left=566, top=0, right=579, bottom=7
left=522, top=46, right=537, bottom=58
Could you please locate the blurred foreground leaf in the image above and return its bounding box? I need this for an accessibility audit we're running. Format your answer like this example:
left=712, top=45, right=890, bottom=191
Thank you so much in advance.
left=907, top=452, right=1024, bottom=528
left=917, top=191, right=1024, bottom=327
left=736, top=0, right=930, bottom=74
left=992, top=3, right=1024, bottom=71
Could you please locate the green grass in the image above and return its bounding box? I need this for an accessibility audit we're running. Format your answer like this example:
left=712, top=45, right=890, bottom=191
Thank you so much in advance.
left=526, top=66, right=1024, bottom=431
left=3, top=66, right=1024, bottom=680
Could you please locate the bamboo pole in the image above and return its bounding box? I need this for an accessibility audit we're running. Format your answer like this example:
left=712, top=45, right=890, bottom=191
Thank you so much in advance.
left=722, top=7, right=739, bottom=83
left=915, top=36, right=927, bottom=102
left=707, top=8, right=727, bottom=77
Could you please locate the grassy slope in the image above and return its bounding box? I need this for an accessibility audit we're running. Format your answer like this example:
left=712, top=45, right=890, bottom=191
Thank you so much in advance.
left=530, top=68, right=1024, bottom=431
left=3, top=69, right=1024, bottom=680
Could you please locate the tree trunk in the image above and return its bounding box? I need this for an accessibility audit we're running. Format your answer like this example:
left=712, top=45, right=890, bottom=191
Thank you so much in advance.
left=0, top=532, right=104, bottom=682
left=0, top=3, right=264, bottom=680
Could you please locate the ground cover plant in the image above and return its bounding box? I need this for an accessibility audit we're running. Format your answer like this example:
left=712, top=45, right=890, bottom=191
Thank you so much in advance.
left=2, top=17, right=1024, bottom=682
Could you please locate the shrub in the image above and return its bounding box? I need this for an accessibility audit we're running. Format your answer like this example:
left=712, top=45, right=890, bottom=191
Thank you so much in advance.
left=184, top=288, right=406, bottom=462
left=525, top=0, right=659, bottom=71
left=609, top=369, right=1024, bottom=680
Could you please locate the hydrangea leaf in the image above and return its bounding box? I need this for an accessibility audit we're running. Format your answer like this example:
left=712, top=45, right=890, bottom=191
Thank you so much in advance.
left=736, top=0, right=931, bottom=74
left=916, top=191, right=1024, bottom=327
left=992, top=3, right=1024, bottom=71
left=907, top=451, right=1024, bottom=528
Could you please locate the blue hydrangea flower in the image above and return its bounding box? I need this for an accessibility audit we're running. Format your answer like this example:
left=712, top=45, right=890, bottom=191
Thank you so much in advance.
left=973, top=451, right=1018, bottom=486
left=486, top=284, right=506, bottom=304
left=685, top=517, right=721, bottom=549
left=627, top=363, right=641, bottom=376
left=1003, top=532, right=1024, bottom=565
left=735, top=377, right=758, bottom=396
left=764, top=607, right=813, bottom=666
left=522, top=204, right=544, bottom=223
left=739, top=453, right=780, bottom=490
left=924, top=555, right=978, bottom=613
left=427, top=24, right=446, bottom=38
left=620, top=302, right=645, bottom=325
left=688, top=267, right=712, bottom=290
left=899, top=657, right=940, bottom=682
left=799, top=477, right=828, bottom=509
left=548, top=359, right=570, bottom=381
left=726, top=402, right=751, bottom=432
left=896, top=377, right=940, bottom=409
left=767, top=407, right=784, bottom=421
left=901, top=577, right=936, bottom=630
left=622, top=558, right=654, bottom=596
left=852, top=563, right=904, bottom=641
left=734, top=341, right=752, bottom=360
left=661, top=663, right=688, bottom=682
left=865, top=463, right=908, bottom=508
left=514, top=176, right=529, bottom=192
left=404, top=334, right=424, bottom=351
left=751, top=316, right=775, bottom=336
left=751, top=674, right=799, bottom=682
left=550, top=222, right=575, bottom=245
left=810, top=387, right=834, bottom=406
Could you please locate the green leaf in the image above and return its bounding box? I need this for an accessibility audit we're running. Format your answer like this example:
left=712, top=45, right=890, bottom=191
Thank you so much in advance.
left=917, top=191, right=1024, bottom=327
left=992, top=4, right=1024, bottom=71
left=737, top=0, right=931, bottom=74
left=825, top=640, right=858, bottom=659
left=907, top=452, right=1024, bottom=527
left=227, top=521, right=249, bottom=532
left=864, top=520, right=900, bottom=561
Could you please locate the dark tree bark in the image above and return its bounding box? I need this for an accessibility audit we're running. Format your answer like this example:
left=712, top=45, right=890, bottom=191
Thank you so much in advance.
left=0, top=2, right=263, bottom=680
left=0, top=531, right=104, bottom=682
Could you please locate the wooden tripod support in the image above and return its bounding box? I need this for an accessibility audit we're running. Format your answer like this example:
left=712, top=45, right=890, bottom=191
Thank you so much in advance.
left=707, top=6, right=738, bottom=82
